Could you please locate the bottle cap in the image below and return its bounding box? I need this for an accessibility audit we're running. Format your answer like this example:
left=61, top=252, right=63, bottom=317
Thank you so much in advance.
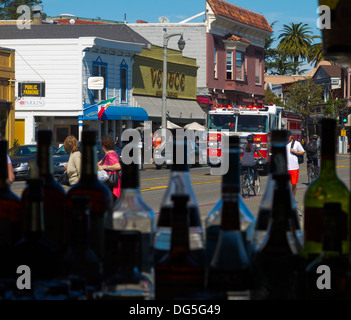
left=82, top=130, right=97, bottom=145
left=271, top=130, right=289, bottom=143
left=38, top=130, right=52, bottom=144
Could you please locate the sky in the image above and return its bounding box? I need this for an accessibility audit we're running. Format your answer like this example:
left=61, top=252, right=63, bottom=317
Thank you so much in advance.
left=41, top=0, right=323, bottom=70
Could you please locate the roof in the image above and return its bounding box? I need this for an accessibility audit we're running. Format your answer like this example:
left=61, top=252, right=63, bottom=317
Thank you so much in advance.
left=207, top=0, right=272, bottom=33
left=0, top=24, right=150, bottom=46
left=318, top=65, right=342, bottom=78
left=225, top=34, right=251, bottom=44
left=264, top=75, right=313, bottom=89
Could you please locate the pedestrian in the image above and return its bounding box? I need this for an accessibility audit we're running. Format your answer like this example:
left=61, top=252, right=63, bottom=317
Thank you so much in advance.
left=286, top=131, right=305, bottom=199
left=107, top=129, right=114, bottom=139
left=97, top=136, right=121, bottom=203
left=0, top=133, right=14, bottom=184
left=241, top=134, right=264, bottom=186
left=63, top=135, right=81, bottom=186
left=305, top=134, right=319, bottom=177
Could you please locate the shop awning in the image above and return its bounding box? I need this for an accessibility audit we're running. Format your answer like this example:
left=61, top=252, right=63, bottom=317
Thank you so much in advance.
left=133, top=95, right=206, bottom=124
left=83, top=104, right=148, bottom=121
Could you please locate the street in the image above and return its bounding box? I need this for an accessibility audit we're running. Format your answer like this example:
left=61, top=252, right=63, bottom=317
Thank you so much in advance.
left=10, top=154, right=351, bottom=229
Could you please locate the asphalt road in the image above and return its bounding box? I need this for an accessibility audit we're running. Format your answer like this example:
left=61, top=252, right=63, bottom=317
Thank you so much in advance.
left=10, top=154, right=351, bottom=230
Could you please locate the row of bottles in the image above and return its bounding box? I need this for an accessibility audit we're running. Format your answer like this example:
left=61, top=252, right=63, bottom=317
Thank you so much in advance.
left=0, top=118, right=350, bottom=300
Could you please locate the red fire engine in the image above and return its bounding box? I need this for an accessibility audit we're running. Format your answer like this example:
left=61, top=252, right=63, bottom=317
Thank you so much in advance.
left=207, top=104, right=302, bottom=172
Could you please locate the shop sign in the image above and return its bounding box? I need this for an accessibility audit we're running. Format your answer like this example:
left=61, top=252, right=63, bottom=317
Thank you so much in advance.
left=18, top=82, right=45, bottom=97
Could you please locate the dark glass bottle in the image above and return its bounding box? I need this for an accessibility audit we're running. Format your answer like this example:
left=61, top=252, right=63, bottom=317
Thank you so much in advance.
left=154, top=132, right=204, bottom=264
left=304, top=119, right=350, bottom=262
left=13, top=178, right=59, bottom=299
left=0, top=140, right=22, bottom=247
left=21, top=130, right=67, bottom=253
left=205, top=136, right=256, bottom=270
left=206, top=136, right=251, bottom=300
left=62, top=195, right=103, bottom=300
left=155, top=194, right=205, bottom=300
left=251, top=173, right=303, bottom=300
left=66, top=130, right=113, bottom=261
left=103, top=160, right=155, bottom=300
left=305, top=202, right=348, bottom=300
left=253, top=130, right=303, bottom=253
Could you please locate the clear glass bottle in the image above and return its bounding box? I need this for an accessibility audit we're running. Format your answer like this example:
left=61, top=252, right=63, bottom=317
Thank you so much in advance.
left=205, top=137, right=256, bottom=268
left=305, top=202, right=348, bottom=300
left=154, top=132, right=204, bottom=264
left=66, top=130, right=113, bottom=261
left=103, top=160, right=155, bottom=300
left=304, top=119, right=350, bottom=262
left=21, top=130, right=67, bottom=253
left=206, top=136, right=251, bottom=300
left=155, top=194, right=205, bottom=300
left=253, top=130, right=303, bottom=253
left=62, top=195, right=103, bottom=300
left=251, top=173, right=304, bottom=300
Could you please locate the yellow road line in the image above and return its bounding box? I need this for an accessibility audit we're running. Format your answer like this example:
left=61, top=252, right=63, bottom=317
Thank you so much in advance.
left=140, top=179, right=221, bottom=192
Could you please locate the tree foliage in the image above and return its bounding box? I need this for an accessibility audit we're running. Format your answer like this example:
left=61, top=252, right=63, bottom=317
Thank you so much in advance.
left=264, top=90, right=284, bottom=106
left=285, top=79, right=323, bottom=138
left=0, top=0, right=42, bottom=20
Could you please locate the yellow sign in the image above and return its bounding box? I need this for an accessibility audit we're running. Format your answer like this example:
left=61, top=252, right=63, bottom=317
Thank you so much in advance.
left=341, top=129, right=346, bottom=136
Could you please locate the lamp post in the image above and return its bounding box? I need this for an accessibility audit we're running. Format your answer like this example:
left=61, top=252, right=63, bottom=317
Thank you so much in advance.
left=161, top=28, right=186, bottom=131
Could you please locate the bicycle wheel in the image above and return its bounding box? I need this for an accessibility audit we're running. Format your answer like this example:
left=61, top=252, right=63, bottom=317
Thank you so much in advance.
left=254, top=175, right=261, bottom=196
left=241, top=173, right=250, bottom=198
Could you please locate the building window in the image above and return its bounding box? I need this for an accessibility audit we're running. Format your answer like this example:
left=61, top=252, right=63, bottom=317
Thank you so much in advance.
left=120, top=62, right=128, bottom=103
left=255, top=58, right=262, bottom=85
left=226, top=51, right=233, bottom=80
left=236, top=52, right=244, bottom=81
left=93, top=62, right=107, bottom=102
left=214, top=48, right=218, bottom=78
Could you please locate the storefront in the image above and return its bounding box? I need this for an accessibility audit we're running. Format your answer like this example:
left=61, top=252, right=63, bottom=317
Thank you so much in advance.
left=0, top=47, right=15, bottom=147
left=132, top=45, right=206, bottom=131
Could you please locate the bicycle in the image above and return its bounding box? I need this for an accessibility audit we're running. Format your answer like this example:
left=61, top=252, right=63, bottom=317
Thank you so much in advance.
left=307, top=157, right=319, bottom=184
left=241, top=165, right=260, bottom=198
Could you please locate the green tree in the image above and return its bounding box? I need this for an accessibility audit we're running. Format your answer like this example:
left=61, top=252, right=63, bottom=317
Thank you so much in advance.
left=307, top=36, right=325, bottom=68
left=0, top=0, right=42, bottom=20
left=323, top=97, right=344, bottom=119
left=285, top=78, right=323, bottom=139
left=277, top=22, right=314, bottom=74
left=264, top=90, right=284, bottom=106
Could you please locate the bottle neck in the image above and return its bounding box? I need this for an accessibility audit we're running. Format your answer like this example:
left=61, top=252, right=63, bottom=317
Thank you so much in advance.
left=121, top=163, right=139, bottom=189
left=26, top=200, right=45, bottom=237
left=37, top=143, right=53, bottom=176
left=170, top=198, right=190, bottom=254
left=0, top=142, right=9, bottom=185
left=80, top=145, right=97, bottom=180
left=221, top=194, right=240, bottom=231
left=319, top=119, right=337, bottom=177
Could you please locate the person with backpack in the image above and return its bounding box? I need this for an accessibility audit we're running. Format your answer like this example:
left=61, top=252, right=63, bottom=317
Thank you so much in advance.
left=305, top=134, right=319, bottom=177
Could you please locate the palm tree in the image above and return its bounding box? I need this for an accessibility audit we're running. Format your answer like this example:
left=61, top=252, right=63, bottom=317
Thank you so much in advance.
left=277, top=22, right=314, bottom=74
left=307, top=36, right=325, bottom=68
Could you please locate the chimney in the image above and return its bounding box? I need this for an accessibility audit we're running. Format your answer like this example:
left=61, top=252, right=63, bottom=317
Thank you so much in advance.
left=31, top=5, right=43, bottom=25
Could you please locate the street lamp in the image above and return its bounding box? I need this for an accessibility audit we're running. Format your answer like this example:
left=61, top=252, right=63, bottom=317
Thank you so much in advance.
left=161, top=28, right=186, bottom=131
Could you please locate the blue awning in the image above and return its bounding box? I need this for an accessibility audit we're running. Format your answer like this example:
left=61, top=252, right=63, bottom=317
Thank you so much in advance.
left=83, top=104, right=148, bottom=121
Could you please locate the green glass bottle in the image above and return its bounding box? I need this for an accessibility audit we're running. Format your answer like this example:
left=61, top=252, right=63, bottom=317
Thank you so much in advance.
left=305, top=202, right=348, bottom=300
left=303, top=118, right=350, bottom=262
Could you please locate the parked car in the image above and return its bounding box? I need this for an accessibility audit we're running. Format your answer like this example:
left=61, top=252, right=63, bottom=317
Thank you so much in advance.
left=9, top=144, right=58, bottom=180
left=52, top=142, right=122, bottom=179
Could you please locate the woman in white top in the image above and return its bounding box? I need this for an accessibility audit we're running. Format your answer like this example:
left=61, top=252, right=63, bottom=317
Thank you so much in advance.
left=63, top=135, right=81, bottom=186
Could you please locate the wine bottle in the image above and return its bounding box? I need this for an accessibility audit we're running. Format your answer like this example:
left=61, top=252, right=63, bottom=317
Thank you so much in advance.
left=251, top=173, right=303, bottom=300
left=155, top=194, right=205, bottom=300
left=304, top=118, right=350, bottom=262
left=205, top=137, right=256, bottom=268
left=21, top=130, right=67, bottom=253
left=66, top=130, right=113, bottom=261
left=62, top=195, right=103, bottom=300
left=0, top=140, right=21, bottom=290
left=0, top=140, right=22, bottom=247
left=253, top=130, right=303, bottom=253
left=154, top=131, right=204, bottom=264
left=13, top=178, right=59, bottom=299
left=206, top=136, right=251, bottom=300
left=103, top=160, right=155, bottom=300
left=305, top=202, right=348, bottom=300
